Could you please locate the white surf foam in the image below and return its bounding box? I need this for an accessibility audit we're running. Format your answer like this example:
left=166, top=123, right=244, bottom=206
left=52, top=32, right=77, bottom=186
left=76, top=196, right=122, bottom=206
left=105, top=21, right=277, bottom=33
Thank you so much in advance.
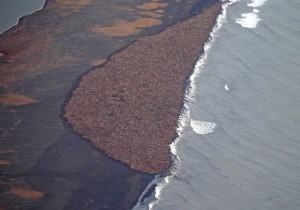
left=189, top=0, right=239, bottom=98
left=236, top=9, right=260, bottom=29
left=190, top=119, right=217, bottom=135
left=225, top=84, right=230, bottom=90
left=235, top=0, right=268, bottom=29
left=247, top=0, right=267, bottom=8
left=132, top=1, right=238, bottom=209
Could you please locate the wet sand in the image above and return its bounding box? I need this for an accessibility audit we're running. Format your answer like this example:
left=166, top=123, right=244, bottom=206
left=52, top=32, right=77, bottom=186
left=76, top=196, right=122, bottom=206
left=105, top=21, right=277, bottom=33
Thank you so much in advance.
left=0, top=0, right=219, bottom=209
left=64, top=3, right=222, bottom=174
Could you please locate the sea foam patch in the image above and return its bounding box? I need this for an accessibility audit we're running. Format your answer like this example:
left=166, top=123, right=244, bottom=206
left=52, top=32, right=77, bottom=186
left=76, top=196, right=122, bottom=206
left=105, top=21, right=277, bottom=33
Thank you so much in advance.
left=236, top=0, right=268, bottom=29
left=190, top=119, right=217, bottom=135
left=247, top=0, right=267, bottom=8
left=225, top=84, right=230, bottom=90
left=236, top=9, right=260, bottom=28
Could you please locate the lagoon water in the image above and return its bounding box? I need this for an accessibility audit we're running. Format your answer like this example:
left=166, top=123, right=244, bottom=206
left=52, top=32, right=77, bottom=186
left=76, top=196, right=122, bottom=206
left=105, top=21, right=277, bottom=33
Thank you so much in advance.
left=134, top=0, right=300, bottom=209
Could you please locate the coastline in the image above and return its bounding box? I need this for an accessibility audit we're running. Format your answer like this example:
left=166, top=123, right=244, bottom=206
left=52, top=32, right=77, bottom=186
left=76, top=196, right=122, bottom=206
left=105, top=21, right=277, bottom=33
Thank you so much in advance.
left=0, top=0, right=221, bottom=209
left=64, top=2, right=222, bottom=174
left=0, top=0, right=45, bottom=34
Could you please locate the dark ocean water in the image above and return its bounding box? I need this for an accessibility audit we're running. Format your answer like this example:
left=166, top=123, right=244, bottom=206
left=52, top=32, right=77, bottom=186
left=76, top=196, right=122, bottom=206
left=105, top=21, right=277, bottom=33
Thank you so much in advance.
left=0, top=0, right=45, bottom=34
left=134, top=0, right=300, bottom=209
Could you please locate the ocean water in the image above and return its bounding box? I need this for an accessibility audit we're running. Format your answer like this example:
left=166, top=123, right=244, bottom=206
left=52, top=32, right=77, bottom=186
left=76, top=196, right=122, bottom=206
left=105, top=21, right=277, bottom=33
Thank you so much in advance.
left=134, top=0, right=300, bottom=209
left=0, top=0, right=45, bottom=34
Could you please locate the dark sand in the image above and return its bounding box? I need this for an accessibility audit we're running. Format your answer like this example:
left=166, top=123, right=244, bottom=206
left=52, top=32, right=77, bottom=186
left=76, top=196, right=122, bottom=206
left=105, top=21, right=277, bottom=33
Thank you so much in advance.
left=64, top=3, right=222, bottom=174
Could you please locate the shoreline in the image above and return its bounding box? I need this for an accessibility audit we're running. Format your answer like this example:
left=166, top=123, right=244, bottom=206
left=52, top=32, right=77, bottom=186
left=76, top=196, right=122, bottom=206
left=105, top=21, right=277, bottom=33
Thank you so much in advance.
left=64, top=2, right=222, bottom=174
left=0, top=0, right=220, bottom=209
left=0, top=0, right=45, bottom=35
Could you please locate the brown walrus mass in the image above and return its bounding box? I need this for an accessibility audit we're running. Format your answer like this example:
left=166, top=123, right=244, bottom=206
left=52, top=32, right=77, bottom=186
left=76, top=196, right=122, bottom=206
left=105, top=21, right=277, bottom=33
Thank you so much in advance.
left=64, top=3, right=222, bottom=174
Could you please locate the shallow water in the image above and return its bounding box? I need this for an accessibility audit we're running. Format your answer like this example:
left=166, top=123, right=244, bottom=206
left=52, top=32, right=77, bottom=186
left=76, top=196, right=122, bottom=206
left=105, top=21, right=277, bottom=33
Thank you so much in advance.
left=135, top=0, right=300, bottom=209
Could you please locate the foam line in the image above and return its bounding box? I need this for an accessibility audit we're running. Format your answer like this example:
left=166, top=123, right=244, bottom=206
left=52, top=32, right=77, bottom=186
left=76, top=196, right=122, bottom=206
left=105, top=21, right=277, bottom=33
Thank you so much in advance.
left=132, top=1, right=239, bottom=209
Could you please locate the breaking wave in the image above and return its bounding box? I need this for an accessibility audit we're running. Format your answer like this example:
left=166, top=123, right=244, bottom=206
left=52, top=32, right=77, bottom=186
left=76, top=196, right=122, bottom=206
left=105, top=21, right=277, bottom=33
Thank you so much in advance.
left=190, top=119, right=217, bottom=135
